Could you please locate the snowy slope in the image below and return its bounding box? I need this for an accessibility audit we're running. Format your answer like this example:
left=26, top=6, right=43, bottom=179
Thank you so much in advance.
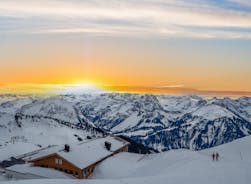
left=1, top=135, right=251, bottom=184
left=6, top=164, right=73, bottom=179
left=0, top=116, right=94, bottom=161
left=0, top=95, right=102, bottom=161
left=157, top=95, right=204, bottom=118
left=19, top=96, right=79, bottom=124
left=0, top=96, right=34, bottom=114
left=93, top=135, right=251, bottom=179
left=191, top=104, right=235, bottom=120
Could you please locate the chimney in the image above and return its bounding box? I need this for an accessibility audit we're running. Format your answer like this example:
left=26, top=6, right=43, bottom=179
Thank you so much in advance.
left=104, top=141, right=111, bottom=151
left=64, top=144, right=70, bottom=152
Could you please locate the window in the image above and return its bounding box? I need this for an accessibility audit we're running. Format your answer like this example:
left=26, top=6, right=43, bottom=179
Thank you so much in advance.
left=55, top=158, right=62, bottom=165
left=82, top=171, right=86, bottom=177
left=75, top=171, right=79, bottom=177
left=59, top=159, right=63, bottom=165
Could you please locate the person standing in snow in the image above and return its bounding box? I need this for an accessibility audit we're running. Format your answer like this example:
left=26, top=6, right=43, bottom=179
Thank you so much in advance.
left=216, top=152, right=219, bottom=161
left=212, top=153, right=215, bottom=161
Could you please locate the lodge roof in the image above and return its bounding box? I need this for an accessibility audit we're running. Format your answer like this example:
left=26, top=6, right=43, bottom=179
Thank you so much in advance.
left=26, top=136, right=128, bottom=169
left=6, top=163, right=73, bottom=179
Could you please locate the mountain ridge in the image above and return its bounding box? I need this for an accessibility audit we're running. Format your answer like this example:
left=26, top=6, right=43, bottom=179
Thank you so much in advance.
left=0, top=93, right=250, bottom=153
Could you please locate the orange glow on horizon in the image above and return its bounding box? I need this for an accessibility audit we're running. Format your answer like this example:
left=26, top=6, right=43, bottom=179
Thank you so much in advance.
left=0, top=83, right=250, bottom=97
left=1, top=37, right=251, bottom=94
left=1, top=1, right=251, bottom=97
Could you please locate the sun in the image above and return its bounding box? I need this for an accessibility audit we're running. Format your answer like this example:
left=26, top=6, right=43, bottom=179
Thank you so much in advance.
left=59, top=81, right=105, bottom=94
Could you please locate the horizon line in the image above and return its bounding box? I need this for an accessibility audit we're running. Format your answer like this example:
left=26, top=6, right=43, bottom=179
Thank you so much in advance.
left=0, top=83, right=250, bottom=97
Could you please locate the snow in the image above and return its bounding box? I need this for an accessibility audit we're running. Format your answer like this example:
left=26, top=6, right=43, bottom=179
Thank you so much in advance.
left=76, top=94, right=251, bottom=151
left=0, top=96, right=34, bottom=114
left=91, top=135, right=251, bottom=182
left=211, top=97, right=251, bottom=122
left=27, top=136, right=126, bottom=169
left=192, top=104, right=235, bottom=120
left=58, top=136, right=125, bottom=169
left=24, top=146, right=60, bottom=162
left=157, top=95, right=202, bottom=118
left=125, top=129, right=150, bottom=137
left=6, top=164, right=73, bottom=179
left=0, top=143, right=39, bottom=161
left=0, top=168, right=7, bottom=181
left=20, top=97, right=79, bottom=124
left=1, top=94, right=251, bottom=184
left=2, top=94, right=249, bottom=152
left=90, top=137, right=250, bottom=184
left=0, top=117, right=92, bottom=161
left=200, top=135, right=251, bottom=163
left=112, top=113, right=142, bottom=132
left=1, top=135, right=251, bottom=184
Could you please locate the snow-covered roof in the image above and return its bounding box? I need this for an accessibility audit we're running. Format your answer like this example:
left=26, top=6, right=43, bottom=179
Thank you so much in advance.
left=6, top=163, right=73, bottom=179
left=26, top=136, right=127, bottom=169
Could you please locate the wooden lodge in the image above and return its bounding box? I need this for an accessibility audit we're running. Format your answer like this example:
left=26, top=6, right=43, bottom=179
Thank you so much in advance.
left=26, top=136, right=129, bottom=179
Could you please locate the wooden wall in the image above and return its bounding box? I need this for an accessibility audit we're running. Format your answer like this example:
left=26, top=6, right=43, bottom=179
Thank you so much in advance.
left=31, top=153, right=83, bottom=179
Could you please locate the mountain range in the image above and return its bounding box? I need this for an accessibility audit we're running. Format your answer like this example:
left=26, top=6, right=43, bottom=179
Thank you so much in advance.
left=0, top=93, right=250, bottom=153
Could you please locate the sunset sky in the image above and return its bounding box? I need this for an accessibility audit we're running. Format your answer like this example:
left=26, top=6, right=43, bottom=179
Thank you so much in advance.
left=0, top=0, right=251, bottom=95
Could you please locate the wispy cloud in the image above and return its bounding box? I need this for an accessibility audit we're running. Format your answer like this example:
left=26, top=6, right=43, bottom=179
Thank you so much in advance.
left=228, top=0, right=251, bottom=6
left=1, top=0, right=251, bottom=39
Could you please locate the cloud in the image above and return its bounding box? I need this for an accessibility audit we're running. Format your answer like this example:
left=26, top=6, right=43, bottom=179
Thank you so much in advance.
left=228, top=0, right=251, bottom=6
left=1, top=0, right=251, bottom=39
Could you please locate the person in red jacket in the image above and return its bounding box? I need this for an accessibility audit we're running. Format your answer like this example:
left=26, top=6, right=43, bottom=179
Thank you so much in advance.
left=212, top=153, right=215, bottom=161
left=216, top=152, right=219, bottom=161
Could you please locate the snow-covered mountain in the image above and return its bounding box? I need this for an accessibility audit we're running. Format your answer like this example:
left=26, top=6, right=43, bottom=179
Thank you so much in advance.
left=77, top=93, right=251, bottom=151
left=0, top=93, right=251, bottom=156
left=19, top=96, right=80, bottom=124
